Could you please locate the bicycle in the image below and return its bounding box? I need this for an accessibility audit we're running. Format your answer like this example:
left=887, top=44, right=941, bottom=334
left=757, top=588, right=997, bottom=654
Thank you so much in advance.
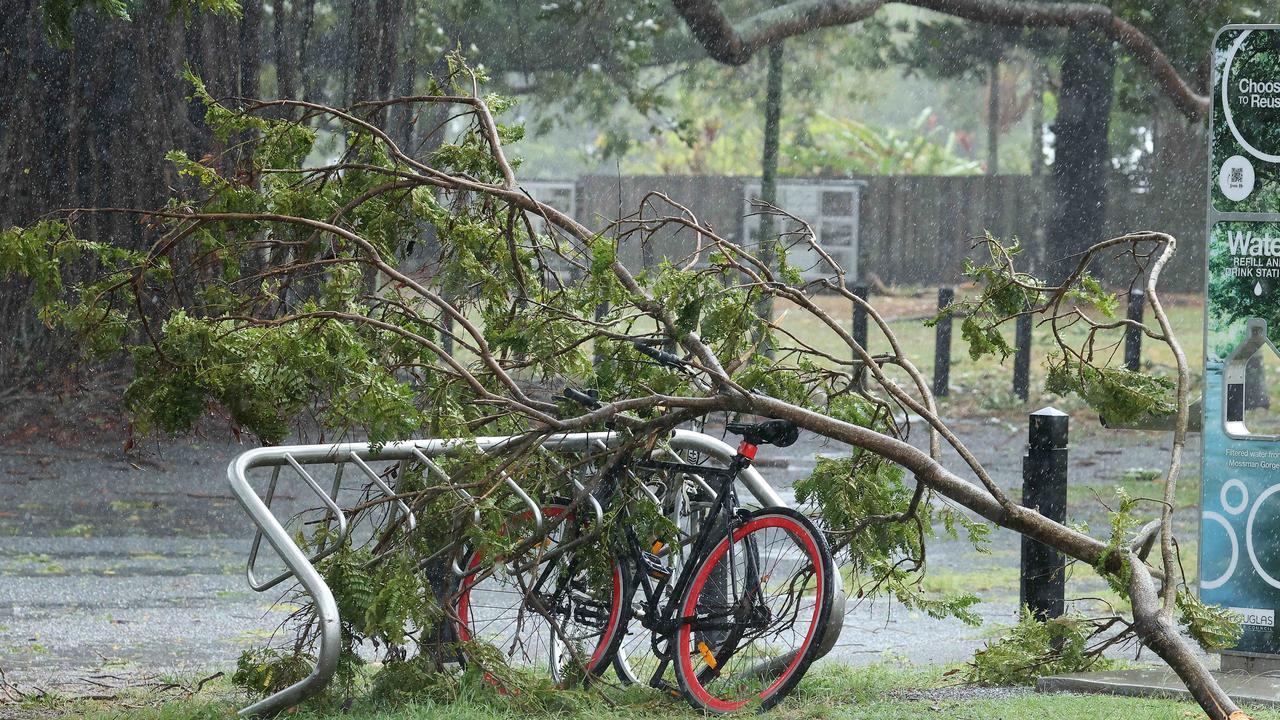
left=450, top=378, right=836, bottom=712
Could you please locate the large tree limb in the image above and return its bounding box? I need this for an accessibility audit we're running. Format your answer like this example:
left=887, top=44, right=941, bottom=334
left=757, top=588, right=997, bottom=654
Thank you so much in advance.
left=1126, top=555, right=1241, bottom=719
left=669, top=0, right=1209, bottom=120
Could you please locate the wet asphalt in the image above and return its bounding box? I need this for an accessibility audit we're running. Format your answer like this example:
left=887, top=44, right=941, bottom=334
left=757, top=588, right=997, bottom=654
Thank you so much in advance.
left=0, top=413, right=1206, bottom=693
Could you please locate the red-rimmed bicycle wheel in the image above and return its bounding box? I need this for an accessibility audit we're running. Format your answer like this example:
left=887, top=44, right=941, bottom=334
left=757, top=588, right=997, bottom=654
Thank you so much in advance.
left=453, top=502, right=629, bottom=685
left=674, top=507, right=833, bottom=713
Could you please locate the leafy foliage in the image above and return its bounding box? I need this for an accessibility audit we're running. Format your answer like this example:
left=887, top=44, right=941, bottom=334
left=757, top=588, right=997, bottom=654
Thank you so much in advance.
left=369, top=644, right=592, bottom=713
left=324, top=547, right=440, bottom=648
left=930, top=235, right=1042, bottom=362
left=795, top=395, right=984, bottom=626
left=941, top=232, right=1177, bottom=425
left=626, top=107, right=982, bottom=177
left=1089, top=491, right=1241, bottom=654
left=40, top=0, right=242, bottom=47
left=787, top=109, right=983, bottom=176
left=233, top=647, right=315, bottom=697
left=1045, top=356, right=1177, bottom=427
left=967, top=608, right=1116, bottom=686
left=1088, top=487, right=1143, bottom=606
left=367, top=655, right=457, bottom=707
left=1177, top=592, right=1242, bottom=653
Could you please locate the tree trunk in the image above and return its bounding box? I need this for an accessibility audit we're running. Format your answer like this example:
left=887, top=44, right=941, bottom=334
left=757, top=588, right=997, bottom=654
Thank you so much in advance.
left=1046, top=26, right=1115, bottom=282
left=298, top=0, right=316, bottom=100
left=0, top=0, right=261, bottom=383
left=1030, top=58, right=1045, bottom=181
left=273, top=0, right=297, bottom=101
left=987, top=55, right=999, bottom=175
left=240, top=0, right=263, bottom=99
left=755, top=40, right=784, bottom=354
left=348, top=0, right=375, bottom=104
left=374, top=0, right=401, bottom=102
left=759, top=41, right=784, bottom=240
left=1126, top=558, right=1242, bottom=720
left=393, top=7, right=418, bottom=149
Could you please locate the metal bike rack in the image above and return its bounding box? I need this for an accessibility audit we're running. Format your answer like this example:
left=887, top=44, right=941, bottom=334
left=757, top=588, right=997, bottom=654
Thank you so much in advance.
left=227, top=429, right=782, bottom=717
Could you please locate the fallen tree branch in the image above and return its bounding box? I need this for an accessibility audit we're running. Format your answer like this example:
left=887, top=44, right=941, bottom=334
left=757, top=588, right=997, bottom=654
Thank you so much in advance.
left=1, top=83, right=1240, bottom=718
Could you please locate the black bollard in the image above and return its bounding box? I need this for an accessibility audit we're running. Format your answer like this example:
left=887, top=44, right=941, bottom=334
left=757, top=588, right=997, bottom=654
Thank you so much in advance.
left=1013, top=312, right=1032, bottom=401
left=852, top=285, right=869, bottom=353
left=933, top=287, right=954, bottom=397
left=1125, top=288, right=1144, bottom=372
left=1020, top=407, right=1068, bottom=621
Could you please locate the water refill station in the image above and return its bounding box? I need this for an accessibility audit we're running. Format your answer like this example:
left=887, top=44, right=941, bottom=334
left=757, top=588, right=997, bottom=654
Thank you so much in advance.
left=1202, top=24, right=1280, bottom=668
left=1034, top=26, right=1280, bottom=701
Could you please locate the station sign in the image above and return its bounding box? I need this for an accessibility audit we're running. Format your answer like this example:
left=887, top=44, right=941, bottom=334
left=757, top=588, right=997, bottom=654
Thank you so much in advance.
left=1202, top=25, right=1280, bottom=656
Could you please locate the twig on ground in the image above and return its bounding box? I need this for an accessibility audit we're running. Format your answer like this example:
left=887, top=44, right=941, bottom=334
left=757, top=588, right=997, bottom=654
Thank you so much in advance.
left=189, top=672, right=224, bottom=695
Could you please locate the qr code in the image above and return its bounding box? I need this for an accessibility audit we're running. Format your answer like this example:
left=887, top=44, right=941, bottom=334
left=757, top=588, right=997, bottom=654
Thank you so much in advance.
left=1230, top=167, right=1245, bottom=184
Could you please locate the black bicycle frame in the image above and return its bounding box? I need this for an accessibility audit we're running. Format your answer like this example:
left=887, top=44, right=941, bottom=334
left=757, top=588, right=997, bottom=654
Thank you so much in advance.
left=608, top=452, right=765, bottom=686
left=515, top=444, right=765, bottom=688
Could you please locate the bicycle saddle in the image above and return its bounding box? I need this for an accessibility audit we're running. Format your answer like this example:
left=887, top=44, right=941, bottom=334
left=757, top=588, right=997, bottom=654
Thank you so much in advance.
left=726, top=419, right=799, bottom=448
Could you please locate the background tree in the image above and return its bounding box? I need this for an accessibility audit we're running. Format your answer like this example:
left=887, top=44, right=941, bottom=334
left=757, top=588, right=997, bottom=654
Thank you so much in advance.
left=0, top=0, right=1264, bottom=380
left=879, top=1, right=1260, bottom=278
left=660, top=0, right=1238, bottom=284
left=884, top=21, right=1041, bottom=175
left=0, top=0, right=254, bottom=374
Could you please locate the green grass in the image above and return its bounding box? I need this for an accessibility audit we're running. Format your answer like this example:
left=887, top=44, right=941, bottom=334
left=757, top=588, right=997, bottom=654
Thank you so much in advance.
left=3, top=553, right=68, bottom=576
left=12, top=663, right=1277, bottom=720
left=922, top=566, right=1020, bottom=597
left=1067, top=472, right=1201, bottom=514
left=773, top=295, right=1204, bottom=417
left=109, top=500, right=160, bottom=513
left=52, top=523, right=94, bottom=538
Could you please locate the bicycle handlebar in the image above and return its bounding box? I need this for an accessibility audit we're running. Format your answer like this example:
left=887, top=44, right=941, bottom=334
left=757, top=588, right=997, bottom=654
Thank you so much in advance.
left=562, top=341, right=696, bottom=416
left=563, top=387, right=601, bottom=410
left=632, top=341, right=683, bottom=368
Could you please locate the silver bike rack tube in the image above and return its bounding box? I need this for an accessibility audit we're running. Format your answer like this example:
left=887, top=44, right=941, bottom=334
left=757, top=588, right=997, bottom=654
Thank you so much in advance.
left=668, top=429, right=784, bottom=506
left=347, top=453, right=417, bottom=532
left=229, top=448, right=343, bottom=718
left=226, top=429, right=787, bottom=717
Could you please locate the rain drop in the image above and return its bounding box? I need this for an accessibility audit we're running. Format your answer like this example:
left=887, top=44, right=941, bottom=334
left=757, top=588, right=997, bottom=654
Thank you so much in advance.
left=1256, top=282, right=1264, bottom=296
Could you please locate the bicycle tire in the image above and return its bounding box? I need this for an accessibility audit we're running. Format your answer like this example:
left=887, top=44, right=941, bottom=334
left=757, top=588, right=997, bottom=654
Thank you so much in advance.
left=673, top=506, right=833, bottom=713
left=452, top=500, right=630, bottom=685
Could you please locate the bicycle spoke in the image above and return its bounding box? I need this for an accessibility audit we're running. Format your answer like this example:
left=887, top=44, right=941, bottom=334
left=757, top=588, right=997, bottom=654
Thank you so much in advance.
left=453, top=503, right=626, bottom=685
left=674, top=509, right=832, bottom=713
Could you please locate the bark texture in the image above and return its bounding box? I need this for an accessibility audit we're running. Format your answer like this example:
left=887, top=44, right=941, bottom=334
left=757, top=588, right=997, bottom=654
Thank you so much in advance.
left=0, top=0, right=260, bottom=380
left=1045, top=26, right=1114, bottom=281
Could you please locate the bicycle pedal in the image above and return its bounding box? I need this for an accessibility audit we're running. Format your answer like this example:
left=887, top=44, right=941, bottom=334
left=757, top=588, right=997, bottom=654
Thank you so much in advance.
left=640, top=550, right=670, bottom=580
left=652, top=678, right=681, bottom=698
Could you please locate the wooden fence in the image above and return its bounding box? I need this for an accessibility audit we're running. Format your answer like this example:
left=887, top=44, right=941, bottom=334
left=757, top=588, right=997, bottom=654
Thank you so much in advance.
left=567, top=173, right=1205, bottom=292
